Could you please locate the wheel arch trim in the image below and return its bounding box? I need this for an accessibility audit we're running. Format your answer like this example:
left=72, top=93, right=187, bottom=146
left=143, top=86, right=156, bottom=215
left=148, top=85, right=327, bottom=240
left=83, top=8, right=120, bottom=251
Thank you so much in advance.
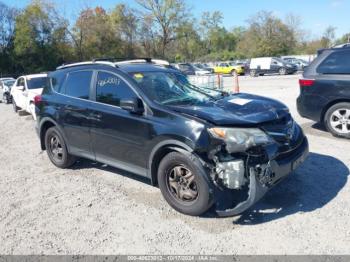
left=39, top=117, right=69, bottom=151
left=322, top=99, right=350, bottom=123
left=147, top=139, right=194, bottom=186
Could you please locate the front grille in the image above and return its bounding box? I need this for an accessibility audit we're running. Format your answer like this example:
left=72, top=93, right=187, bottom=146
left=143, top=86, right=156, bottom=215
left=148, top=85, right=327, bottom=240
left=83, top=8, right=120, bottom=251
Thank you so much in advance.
left=261, top=114, right=303, bottom=153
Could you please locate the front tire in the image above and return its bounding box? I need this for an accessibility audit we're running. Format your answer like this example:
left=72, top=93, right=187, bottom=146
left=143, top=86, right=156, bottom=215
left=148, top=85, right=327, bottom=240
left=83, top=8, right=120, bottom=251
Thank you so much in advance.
left=45, top=127, right=77, bottom=168
left=2, top=93, right=9, bottom=104
left=324, top=103, right=350, bottom=139
left=157, top=152, right=213, bottom=216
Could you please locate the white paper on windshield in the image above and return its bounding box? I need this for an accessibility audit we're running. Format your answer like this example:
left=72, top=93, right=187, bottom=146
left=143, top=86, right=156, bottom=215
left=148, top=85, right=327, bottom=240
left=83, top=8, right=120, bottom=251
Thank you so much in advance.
left=228, top=98, right=252, bottom=106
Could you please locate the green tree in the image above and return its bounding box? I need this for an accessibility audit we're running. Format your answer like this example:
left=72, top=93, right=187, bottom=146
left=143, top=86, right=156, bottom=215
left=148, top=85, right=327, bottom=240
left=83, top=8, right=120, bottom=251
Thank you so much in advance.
left=110, top=4, right=139, bottom=57
left=13, top=0, right=71, bottom=73
left=137, top=0, right=189, bottom=58
left=237, top=11, right=296, bottom=57
left=71, top=7, right=123, bottom=60
left=0, top=2, right=19, bottom=75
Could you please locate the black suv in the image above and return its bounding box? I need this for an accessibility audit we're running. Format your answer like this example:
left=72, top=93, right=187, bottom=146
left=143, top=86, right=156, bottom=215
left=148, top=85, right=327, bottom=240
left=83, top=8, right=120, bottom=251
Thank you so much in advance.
left=35, top=59, right=308, bottom=217
left=297, top=45, right=350, bottom=138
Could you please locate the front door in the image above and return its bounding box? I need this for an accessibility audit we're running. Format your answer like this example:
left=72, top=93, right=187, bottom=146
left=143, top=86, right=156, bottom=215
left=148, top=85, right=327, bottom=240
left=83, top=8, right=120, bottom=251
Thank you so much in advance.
left=13, top=77, right=27, bottom=109
left=90, top=70, right=153, bottom=176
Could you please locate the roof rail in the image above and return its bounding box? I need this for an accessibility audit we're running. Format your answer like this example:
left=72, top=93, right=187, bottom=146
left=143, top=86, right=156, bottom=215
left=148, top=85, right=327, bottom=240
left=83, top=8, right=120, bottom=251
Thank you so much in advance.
left=332, top=43, right=350, bottom=48
left=56, top=61, right=117, bottom=70
left=93, top=57, right=170, bottom=66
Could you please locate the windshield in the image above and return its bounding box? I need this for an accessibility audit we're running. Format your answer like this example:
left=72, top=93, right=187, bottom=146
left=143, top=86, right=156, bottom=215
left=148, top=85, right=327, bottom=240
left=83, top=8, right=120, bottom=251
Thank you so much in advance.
left=27, top=77, right=47, bottom=90
left=130, top=71, right=225, bottom=106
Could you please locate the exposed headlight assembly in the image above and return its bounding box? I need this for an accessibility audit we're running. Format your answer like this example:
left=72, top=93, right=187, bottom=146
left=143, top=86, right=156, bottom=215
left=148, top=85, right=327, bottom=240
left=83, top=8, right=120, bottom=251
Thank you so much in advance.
left=208, top=127, right=273, bottom=153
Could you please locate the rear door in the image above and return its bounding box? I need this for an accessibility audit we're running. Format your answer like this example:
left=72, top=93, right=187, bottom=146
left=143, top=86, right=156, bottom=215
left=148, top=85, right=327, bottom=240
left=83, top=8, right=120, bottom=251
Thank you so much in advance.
left=90, top=70, right=152, bottom=176
left=60, top=70, right=94, bottom=158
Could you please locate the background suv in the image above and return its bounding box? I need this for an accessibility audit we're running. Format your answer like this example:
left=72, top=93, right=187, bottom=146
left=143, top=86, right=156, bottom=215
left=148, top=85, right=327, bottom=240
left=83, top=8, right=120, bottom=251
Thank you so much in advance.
left=297, top=44, right=350, bottom=138
left=35, top=59, right=308, bottom=217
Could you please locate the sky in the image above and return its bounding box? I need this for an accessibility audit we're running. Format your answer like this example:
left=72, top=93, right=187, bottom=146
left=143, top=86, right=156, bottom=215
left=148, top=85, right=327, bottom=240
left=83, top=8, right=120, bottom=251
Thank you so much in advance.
left=5, top=0, right=350, bottom=39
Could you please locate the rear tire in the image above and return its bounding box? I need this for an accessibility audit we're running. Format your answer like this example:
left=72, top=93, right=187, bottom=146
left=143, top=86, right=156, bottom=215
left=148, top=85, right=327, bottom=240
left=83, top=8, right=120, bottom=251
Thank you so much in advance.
left=324, top=102, right=350, bottom=139
left=45, top=127, right=77, bottom=168
left=279, top=67, right=287, bottom=75
left=157, top=152, right=212, bottom=216
left=250, top=70, right=257, bottom=77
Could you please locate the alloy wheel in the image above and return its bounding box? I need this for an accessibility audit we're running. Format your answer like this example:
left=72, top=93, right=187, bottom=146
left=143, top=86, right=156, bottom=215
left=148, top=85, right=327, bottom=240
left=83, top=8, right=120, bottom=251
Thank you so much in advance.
left=330, top=108, right=350, bottom=134
left=166, top=165, right=198, bottom=203
left=49, top=134, right=64, bottom=162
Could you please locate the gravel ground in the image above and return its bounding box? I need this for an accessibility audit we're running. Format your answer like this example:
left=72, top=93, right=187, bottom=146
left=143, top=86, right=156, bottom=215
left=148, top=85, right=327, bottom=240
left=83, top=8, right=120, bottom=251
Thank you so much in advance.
left=0, top=74, right=349, bottom=255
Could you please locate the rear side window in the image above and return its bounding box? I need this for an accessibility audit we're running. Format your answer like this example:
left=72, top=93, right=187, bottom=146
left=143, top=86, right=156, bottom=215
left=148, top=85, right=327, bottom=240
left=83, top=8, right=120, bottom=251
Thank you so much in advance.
left=64, top=71, right=92, bottom=99
left=317, top=51, right=350, bottom=74
left=96, top=71, right=135, bottom=107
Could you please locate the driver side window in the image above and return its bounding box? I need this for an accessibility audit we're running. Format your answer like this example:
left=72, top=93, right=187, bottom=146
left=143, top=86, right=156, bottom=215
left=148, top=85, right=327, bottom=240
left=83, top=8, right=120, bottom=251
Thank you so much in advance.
left=96, top=71, right=136, bottom=107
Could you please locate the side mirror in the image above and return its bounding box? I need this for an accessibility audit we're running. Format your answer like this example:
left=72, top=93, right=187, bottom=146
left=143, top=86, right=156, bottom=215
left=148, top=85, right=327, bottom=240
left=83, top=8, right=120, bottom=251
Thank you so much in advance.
left=120, top=98, right=144, bottom=115
left=17, top=85, right=25, bottom=91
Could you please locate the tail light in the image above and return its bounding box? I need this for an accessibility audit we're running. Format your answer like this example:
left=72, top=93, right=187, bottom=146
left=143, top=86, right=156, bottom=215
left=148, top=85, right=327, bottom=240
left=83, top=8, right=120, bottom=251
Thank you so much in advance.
left=299, top=79, right=315, bottom=87
left=34, top=95, right=42, bottom=106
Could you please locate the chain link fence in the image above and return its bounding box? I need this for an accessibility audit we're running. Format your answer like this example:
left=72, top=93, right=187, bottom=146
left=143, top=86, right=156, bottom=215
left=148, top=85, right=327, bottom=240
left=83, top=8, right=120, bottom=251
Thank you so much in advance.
left=188, top=74, right=237, bottom=92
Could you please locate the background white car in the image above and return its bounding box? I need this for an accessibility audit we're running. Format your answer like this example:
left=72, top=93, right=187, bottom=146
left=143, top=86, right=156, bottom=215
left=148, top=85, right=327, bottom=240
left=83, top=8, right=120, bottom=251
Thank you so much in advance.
left=11, top=74, right=47, bottom=120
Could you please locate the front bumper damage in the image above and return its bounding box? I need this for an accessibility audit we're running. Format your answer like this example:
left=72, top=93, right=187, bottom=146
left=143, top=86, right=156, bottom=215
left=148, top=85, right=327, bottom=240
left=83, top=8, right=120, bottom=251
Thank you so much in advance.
left=211, top=137, right=309, bottom=217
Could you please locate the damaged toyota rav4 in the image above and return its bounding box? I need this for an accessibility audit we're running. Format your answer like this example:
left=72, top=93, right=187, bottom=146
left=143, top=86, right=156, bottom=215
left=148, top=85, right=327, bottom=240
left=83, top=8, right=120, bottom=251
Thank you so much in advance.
left=35, top=59, right=309, bottom=217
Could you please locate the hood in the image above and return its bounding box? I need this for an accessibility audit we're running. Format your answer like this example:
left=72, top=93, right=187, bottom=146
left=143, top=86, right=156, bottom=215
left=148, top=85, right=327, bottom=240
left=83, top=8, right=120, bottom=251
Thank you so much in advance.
left=170, top=93, right=290, bottom=126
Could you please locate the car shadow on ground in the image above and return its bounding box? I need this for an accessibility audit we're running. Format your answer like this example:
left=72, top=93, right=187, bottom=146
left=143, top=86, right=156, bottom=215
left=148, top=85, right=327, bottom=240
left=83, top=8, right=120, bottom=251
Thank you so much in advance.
left=300, top=121, right=345, bottom=140
left=68, top=152, right=348, bottom=224
left=233, top=152, right=349, bottom=225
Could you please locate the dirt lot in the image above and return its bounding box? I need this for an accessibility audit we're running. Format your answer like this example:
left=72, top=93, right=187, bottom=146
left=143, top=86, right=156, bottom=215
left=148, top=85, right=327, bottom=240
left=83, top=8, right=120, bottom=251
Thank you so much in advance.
left=0, top=74, right=349, bottom=254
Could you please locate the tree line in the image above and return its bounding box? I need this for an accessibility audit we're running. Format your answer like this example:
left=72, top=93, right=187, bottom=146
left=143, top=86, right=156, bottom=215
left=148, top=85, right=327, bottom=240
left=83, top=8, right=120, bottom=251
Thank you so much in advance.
left=0, top=0, right=349, bottom=76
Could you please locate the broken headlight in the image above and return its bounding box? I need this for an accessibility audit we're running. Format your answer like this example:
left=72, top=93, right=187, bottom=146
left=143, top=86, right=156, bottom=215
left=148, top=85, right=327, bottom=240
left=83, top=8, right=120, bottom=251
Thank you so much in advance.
left=208, top=127, right=273, bottom=153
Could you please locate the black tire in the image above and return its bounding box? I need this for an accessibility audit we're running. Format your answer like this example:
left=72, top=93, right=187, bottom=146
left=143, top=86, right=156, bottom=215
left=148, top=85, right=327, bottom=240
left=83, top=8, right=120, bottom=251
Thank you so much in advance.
left=250, top=70, right=257, bottom=77
left=279, top=67, right=287, bottom=75
left=157, top=152, right=213, bottom=216
left=324, top=102, right=350, bottom=139
left=2, top=93, right=8, bottom=104
left=230, top=69, right=236, bottom=76
left=12, top=99, right=19, bottom=112
left=45, top=127, right=77, bottom=168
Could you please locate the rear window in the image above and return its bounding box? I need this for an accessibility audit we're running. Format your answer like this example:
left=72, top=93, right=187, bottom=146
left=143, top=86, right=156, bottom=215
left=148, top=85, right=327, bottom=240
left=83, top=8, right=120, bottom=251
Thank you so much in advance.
left=27, top=77, right=47, bottom=90
left=317, top=50, right=350, bottom=74
left=63, top=71, right=92, bottom=99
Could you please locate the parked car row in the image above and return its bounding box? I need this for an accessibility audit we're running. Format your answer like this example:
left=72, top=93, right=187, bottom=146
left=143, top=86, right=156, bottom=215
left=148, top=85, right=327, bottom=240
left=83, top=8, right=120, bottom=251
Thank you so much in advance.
left=174, top=56, right=308, bottom=78
left=0, top=78, right=16, bottom=104
left=1, top=43, right=348, bottom=218
left=0, top=74, right=48, bottom=120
